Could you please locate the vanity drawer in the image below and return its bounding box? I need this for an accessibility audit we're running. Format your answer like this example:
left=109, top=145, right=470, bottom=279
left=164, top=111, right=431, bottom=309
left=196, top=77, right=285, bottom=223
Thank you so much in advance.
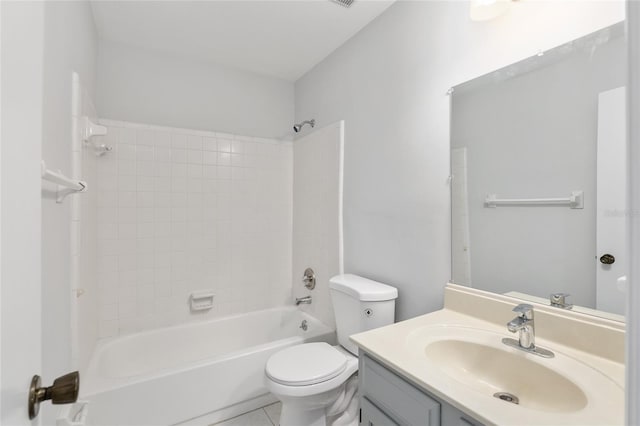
left=441, top=403, right=484, bottom=426
left=360, top=354, right=441, bottom=425
left=361, top=397, right=399, bottom=426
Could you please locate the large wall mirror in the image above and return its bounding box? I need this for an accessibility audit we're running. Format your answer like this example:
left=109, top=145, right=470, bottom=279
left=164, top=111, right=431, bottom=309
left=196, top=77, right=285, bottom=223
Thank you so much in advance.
left=450, top=22, right=627, bottom=320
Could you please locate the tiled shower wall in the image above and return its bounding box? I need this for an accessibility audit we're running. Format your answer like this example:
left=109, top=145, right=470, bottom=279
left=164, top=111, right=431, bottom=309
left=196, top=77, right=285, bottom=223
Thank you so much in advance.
left=94, top=120, right=292, bottom=337
left=292, top=121, right=343, bottom=329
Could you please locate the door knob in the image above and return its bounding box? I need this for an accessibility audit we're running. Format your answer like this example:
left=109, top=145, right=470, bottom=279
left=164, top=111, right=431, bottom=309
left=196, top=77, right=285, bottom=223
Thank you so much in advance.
left=29, top=371, right=79, bottom=419
left=600, top=254, right=616, bottom=265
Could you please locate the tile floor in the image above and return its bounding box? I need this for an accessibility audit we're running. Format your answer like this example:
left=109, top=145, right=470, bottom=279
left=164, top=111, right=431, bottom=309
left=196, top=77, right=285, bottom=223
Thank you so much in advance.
left=212, top=402, right=281, bottom=426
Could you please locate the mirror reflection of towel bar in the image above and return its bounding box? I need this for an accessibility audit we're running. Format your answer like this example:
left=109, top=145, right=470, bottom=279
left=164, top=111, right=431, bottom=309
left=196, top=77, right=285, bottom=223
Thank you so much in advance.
left=485, top=190, right=583, bottom=209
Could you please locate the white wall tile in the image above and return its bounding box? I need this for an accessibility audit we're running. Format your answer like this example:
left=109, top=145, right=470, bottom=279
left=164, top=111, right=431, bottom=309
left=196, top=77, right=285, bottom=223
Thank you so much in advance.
left=187, top=150, right=203, bottom=164
left=136, top=161, right=155, bottom=176
left=171, top=134, right=187, bottom=148
left=136, top=145, right=154, bottom=161
left=155, top=132, right=171, bottom=148
left=187, top=135, right=202, bottom=151
left=217, top=138, right=232, bottom=153
left=203, top=137, right=217, bottom=151
left=119, top=128, right=136, bottom=145
left=137, top=176, right=154, bottom=192
left=137, top=223, right=154, bottom=239
left=137, top=129, right=155, bottom=146
left=137, top=192, right=154, bottom=207
left=156, top=148, right=172, bottom=162
left=99, top=320, right=118, bottom=339
left=96, top=121, right=292, bottom=336
left=154, top=177, right=171, bottom=192
left=118, top=191, right=136, bottom=207
left=188, top=164, right=203, bottom=178
left=100, top=304, right=118, bottom=321
left=203, top=151, right=217, bottom=165
left=118, top=159, right=136, bottom=175
left=118, top=144, right=136, bottom=161
left=171, top=149, right=187, bottom=163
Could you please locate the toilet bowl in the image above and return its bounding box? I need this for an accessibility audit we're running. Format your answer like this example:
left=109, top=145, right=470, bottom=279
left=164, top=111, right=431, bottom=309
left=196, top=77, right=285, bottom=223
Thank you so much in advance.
left=266, top=343, right=359, bottom=426
left=264, top=274, right=398, bottom=426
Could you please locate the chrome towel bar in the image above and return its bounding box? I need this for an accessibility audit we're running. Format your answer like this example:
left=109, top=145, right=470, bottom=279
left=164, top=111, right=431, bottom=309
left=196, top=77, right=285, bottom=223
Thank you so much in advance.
left=485, top=190, right=584, bottom=209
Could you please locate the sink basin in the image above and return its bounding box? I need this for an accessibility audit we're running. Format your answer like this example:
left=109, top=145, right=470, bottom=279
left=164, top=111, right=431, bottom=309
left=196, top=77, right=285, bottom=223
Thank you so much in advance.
left=424, top=339, right=587, bottom=413
left=405, top=325, right=623, bottom=417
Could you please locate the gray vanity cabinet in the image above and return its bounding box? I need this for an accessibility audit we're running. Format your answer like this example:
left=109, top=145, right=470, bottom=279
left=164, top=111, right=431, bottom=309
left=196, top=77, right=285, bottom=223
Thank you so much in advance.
left=359, top=353, right=484, bottom=426
left=361, top=397, right=399, bottom=426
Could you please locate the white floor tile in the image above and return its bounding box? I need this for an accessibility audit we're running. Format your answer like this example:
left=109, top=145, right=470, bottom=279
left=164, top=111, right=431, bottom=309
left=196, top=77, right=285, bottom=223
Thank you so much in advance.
left=211, top=408, right=273, bottom=426
left=263, top=402, right=282, bottom=426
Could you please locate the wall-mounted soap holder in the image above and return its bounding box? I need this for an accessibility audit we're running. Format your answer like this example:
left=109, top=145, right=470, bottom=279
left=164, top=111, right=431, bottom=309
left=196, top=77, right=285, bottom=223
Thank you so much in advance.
left=190, top=290, right=215, bottom=312
left=81, top=117, right=111, bottom=156
left=81, top=117, right=107, bottom=141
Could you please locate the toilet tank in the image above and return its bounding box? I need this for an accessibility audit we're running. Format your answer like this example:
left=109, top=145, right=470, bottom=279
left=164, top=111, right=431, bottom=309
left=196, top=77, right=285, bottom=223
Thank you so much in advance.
left=329, top=274, right=398, bottom=355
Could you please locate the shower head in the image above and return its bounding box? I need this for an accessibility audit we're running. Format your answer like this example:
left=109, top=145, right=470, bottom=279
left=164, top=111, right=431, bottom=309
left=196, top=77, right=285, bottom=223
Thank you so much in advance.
left=293, top=119, right=316, bottom=133
left=331, top=0, right=355, bottom=7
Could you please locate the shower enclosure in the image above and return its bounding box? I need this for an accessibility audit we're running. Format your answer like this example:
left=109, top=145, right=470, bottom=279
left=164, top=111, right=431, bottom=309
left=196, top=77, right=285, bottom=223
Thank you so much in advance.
left=69, top=82, right=345, bottom=423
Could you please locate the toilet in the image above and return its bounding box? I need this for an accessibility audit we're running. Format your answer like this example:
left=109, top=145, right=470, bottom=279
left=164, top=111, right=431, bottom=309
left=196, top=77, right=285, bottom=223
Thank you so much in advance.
left=265, top=274, right=398, bottom=426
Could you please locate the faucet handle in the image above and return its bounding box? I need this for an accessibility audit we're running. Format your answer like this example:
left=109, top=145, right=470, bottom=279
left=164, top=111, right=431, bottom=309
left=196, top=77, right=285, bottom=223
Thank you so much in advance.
left=550, top=292, right=569, bottom=302
left=512, top=303, right=534, bottom=319
left=550, top=293, right=572, bottom=309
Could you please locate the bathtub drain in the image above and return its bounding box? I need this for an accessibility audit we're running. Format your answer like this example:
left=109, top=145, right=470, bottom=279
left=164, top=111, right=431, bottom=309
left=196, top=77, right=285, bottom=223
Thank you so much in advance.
left=493, top=392, right=519, bottom=405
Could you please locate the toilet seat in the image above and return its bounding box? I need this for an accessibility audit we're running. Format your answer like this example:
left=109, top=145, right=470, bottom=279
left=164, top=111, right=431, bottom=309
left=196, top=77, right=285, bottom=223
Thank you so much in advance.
left=266, top=342, right=347, bottom=386
left=265, top=343, right=359, bottom=398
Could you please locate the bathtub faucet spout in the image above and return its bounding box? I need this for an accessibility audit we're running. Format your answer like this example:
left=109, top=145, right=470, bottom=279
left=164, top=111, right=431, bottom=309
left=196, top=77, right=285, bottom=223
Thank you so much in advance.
left=295, top=296, right=312, bottom=306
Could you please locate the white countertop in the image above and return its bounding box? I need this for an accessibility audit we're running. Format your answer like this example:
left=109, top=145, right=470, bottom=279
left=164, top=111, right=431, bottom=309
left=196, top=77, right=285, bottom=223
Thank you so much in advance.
left=350, top=286, right=625, bottom=426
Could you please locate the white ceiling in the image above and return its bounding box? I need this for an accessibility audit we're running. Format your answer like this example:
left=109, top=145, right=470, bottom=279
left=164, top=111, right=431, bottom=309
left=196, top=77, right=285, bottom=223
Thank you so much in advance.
left=90, top=0, right=395, bottom=81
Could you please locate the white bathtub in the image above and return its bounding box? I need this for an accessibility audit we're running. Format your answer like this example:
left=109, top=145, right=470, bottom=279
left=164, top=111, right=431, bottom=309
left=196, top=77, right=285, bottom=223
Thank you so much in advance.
left=83, top=307, right=334, bottom=426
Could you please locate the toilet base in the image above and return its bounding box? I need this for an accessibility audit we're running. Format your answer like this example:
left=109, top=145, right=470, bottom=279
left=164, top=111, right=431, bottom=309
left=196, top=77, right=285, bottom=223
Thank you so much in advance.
left=280, top=405, right=327, bottom=426
left=274, top=375, right=359, bottom=426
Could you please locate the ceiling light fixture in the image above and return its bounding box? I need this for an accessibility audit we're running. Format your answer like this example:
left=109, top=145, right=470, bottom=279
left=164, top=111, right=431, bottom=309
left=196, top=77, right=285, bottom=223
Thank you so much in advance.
left=470, top=0, right=512, bottom=22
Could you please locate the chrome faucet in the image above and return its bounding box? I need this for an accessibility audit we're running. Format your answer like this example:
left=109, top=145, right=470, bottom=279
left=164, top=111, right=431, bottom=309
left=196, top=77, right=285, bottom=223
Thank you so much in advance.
left=502, top=304, right=554, bottom=358
left=507, top=304, right=535, bottom=349
left=295, top=296, right=312, bottom=306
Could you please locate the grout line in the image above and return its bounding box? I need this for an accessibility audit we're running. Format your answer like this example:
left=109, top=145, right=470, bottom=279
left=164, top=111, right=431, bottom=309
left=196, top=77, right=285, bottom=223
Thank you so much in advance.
left=263, top=408, right=276, bottom=426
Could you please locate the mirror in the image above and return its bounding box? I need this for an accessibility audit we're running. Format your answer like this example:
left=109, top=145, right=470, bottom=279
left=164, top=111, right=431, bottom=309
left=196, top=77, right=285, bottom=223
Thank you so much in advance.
left=450, top=23, right=627, bottom=320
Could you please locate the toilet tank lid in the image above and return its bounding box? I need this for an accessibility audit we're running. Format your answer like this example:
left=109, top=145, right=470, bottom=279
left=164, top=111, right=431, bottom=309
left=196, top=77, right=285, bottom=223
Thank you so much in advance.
left=329, top=274, right=398, bottom=301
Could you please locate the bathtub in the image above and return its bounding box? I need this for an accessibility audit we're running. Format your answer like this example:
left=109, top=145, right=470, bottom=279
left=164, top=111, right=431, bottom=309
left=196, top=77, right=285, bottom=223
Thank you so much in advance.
left=83, top=307, right=334, bottom=426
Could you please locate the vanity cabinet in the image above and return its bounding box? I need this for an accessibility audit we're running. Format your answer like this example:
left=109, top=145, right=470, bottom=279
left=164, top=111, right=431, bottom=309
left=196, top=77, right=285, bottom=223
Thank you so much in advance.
left=359, top=353, right=483, bottom=426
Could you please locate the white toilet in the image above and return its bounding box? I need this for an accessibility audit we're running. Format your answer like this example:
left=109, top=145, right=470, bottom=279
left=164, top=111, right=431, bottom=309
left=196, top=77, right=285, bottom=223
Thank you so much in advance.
left=265, top=274, right=398, bottom=426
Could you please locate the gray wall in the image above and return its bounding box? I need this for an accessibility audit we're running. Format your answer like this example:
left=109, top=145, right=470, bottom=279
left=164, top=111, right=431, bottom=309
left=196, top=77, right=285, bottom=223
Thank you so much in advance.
left=294, top=0, right=624, bottom=321
left=451, top=34, right=626, bottom=308
left=97, top=41, right=294, bottom=139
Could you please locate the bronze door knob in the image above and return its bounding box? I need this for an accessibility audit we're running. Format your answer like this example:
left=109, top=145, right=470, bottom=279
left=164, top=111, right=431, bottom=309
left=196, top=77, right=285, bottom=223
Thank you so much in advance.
left=600, top=254, right=616, bottom=265
left=29, top=371, right=79, bottom=419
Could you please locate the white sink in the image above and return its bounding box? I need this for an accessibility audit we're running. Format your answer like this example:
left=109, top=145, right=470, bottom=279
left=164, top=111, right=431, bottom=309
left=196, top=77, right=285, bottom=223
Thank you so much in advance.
left=424, top=339, right=586, bottom=412
left=351, top=287, right=626, bottom=425
left=405, top=325, right=623, bottom=416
